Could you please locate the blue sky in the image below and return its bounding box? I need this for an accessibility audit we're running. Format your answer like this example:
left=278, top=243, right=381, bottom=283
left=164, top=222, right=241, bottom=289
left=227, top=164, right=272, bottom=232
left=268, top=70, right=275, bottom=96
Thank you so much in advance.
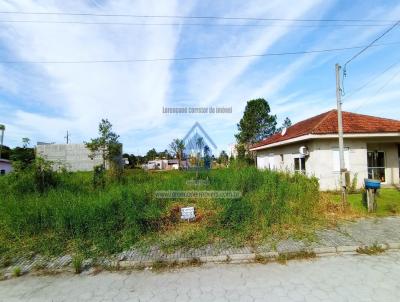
left=1, top=0, right=400, bottom=155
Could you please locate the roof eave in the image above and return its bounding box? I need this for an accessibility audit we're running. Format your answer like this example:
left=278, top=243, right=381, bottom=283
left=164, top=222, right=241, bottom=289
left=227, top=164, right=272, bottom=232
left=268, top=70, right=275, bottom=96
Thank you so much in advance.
left=250, top=132, right=400, bottom=151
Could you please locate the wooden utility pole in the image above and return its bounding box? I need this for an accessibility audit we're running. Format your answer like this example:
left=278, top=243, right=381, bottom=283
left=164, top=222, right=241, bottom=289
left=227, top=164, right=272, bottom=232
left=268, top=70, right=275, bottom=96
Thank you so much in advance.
left=335, top=64, right=347, bottom=206
left=0, top=124, right=4, bottom=159
left=65, top=130, right=70, bottom=144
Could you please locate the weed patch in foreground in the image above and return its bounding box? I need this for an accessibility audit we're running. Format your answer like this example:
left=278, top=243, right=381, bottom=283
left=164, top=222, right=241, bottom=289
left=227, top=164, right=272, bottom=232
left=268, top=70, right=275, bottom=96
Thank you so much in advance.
left=150, top=257, right=202, bottom=272
left=277, top=251, right=316, bottom=265
left=356, top=244, right=386, bottom=255
left=12, top=266, right=22, bottom=277
left=72, top=255, right=84, bottom=274
left=254, top=254, right=273, bottom=264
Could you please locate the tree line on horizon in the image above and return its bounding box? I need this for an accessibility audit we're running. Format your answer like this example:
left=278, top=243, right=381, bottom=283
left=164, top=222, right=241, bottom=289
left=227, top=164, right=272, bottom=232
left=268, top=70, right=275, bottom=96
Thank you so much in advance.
left=124, top=98, right=291, bottom=167
left=1, top=98, right=288, bottom=169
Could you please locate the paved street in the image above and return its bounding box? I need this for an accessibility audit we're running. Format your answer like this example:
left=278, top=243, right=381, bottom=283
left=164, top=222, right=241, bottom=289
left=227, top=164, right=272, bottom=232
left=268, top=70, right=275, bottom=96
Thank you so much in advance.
left=1, top=252, right=399, bottom=302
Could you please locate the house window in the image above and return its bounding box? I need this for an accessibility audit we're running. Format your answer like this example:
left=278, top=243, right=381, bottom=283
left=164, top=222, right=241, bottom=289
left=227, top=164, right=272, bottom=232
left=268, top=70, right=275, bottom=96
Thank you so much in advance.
left=0, top=170, right=5, bottom=175
left=280, top=154, right=284, bottom=162
left=367, top=151, right=385, bottom=182
left=294, top=157, right=306, bottom=174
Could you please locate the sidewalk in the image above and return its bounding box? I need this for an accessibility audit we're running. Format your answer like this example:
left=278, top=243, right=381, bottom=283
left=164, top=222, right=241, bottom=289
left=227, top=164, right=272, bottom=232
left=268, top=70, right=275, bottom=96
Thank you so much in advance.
left=2, top=253, right=400, bottom=302
left=2, top=216, right=400, bottom=278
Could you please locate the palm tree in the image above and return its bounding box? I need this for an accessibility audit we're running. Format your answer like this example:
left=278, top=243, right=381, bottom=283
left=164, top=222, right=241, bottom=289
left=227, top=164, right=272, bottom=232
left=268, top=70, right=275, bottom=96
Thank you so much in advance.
left=169, top=138, right=185, bottom=169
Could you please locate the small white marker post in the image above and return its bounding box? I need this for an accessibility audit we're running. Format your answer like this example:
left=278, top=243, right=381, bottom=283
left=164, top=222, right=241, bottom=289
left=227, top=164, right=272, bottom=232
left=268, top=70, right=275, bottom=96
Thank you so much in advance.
left=181, top=207, right=195, bottom=222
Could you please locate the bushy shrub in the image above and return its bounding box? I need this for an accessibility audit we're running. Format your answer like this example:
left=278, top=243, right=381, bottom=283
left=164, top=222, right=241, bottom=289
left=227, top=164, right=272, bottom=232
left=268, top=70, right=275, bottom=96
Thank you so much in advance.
left=4, top=158, right=59, bottom=193
left=93, top=164, right=105, bottom=189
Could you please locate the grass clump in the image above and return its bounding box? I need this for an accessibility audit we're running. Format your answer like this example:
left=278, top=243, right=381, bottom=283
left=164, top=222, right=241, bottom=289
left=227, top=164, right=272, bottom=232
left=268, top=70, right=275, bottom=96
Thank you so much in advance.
left=356, top=243, right=386, bottom=255
left=12, top=266, right=22, bottom=277
left=277, top=251, right=316, bottom=265
left=151, top=260, right=170, bottom=272
left=254, top=254, right=272, bottom=264
left=72, top=255, right=84, bottom=274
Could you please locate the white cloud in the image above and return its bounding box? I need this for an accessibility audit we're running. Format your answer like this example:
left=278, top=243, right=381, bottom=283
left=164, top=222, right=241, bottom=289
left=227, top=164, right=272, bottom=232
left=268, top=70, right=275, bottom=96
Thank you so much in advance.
left=0, top=0, right=194, bottom=144
left=1, top=0, right=400, bottom=153
left=184, top=0, right=325, bottom=107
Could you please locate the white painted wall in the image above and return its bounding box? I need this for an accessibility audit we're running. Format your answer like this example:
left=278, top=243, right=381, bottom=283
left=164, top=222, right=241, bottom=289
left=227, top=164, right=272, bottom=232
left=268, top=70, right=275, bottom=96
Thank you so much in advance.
left=255, top=138, right=399, bottom=191
left=0, top=161, right=12, bottom=174
left=306, top=139, right=368, bottom=190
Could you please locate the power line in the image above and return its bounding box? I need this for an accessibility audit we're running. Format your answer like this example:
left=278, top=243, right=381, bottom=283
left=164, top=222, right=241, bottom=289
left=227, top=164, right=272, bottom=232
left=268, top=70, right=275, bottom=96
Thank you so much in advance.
left=344, top=20, right=400, bottom=69
left=343, top=57, right=400, bottom=98
left=1, top=41, right=399, bottom=64
left=351, top=66, right=400, bottom=112
left=0, top=11, right=397, bottom=23
left=341, top=20, right=400, bottom=95
left=0, top=19, right=393, bottom=28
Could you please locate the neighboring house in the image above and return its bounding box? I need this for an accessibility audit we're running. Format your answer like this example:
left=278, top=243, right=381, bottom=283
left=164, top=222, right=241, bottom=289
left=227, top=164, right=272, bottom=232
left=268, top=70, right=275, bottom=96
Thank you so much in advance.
left=250, top=110, right=400, bottom=191
left=167, top=159, right=180, bottom=170
left=143, top=159, right=181, bottom=170
left=36, top=143, right=104, bottom=172
left=143, top=159, right=168, bottom=170
left=0, top=159, right=12, bottom=175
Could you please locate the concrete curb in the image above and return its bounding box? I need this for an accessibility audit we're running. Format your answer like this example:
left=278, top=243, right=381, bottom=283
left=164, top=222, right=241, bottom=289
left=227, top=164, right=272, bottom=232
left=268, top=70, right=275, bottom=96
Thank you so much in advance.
left=2, top=242, right=400, bottom=279
left=115, top=243, right=400, bottom=269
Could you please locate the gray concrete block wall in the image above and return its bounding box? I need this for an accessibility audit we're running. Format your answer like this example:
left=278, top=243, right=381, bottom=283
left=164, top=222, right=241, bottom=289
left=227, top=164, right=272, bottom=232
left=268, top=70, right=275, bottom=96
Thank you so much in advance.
left=36, top=144, right=103, bottom=172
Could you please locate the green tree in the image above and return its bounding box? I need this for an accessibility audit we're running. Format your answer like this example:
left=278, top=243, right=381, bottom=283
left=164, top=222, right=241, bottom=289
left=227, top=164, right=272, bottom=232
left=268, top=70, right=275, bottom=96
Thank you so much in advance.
left=169, top=138, right=185, bottom=169
left=196, top=137, right=204, bottom=168
left=85, top=119, right=121, bottom=170
left=282, top=117, right=292, bottom=128
left=137, top=155, right=147, bottom=165
left=122, top=153, right=138, bottom=169
left=10, top=138, right=35, bottom=169
left=22, top=137, right=30, bottom=148
left=276, top=117, right=292, bottom=133
left=218, top=150, right=229, bottom=165
left=236, top=143, right=246, bottom=161
left=146, top=148, right=158, bottom=161
left=203, top=145, right=211, bottom=169
left=0, top=145, right=11, bottom=160
left=159, top=149, right=171, bottom=159
left=235, top=98, right=277, bottom=145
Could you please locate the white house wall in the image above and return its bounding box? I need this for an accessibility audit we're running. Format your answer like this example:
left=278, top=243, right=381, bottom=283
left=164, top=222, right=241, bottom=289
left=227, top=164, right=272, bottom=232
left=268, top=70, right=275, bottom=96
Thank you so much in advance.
left=256, top=137, right=399, bottom=191
left=307, top=139, right=367, bottom=190
left=0, top=162, right=12, bottom=174
left=256, top=142, right=310, bottom=173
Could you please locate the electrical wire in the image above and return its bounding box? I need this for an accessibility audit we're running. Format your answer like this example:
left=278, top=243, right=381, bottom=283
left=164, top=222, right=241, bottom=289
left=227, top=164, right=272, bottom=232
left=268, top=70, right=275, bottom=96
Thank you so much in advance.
left=344, top=20, right=400, bottom=69
left=341, top=20, right=400, bottom=95
left=0, top=19, right=394, bottom=28
left=351, top=66, right=400, bottom=113
left=343, top=57, right=400, bottom=99
left=0, top=11, right=397, bottom=23
left=1, top=41, right=399, bottom=64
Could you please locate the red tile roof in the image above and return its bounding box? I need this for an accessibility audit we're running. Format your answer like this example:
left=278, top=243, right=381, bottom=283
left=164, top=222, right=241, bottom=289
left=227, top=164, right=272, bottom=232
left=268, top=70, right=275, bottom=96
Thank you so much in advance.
left=251, top=110, right=400, bottom=149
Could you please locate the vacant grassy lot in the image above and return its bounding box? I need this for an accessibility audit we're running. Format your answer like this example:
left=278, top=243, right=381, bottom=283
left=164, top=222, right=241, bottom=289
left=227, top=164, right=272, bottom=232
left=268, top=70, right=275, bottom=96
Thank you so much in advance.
left=1, top=164, right=398, bottom=262
left=0, top=164, right=322, bottom=260
left=328, top=188, right=400, bottom=216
